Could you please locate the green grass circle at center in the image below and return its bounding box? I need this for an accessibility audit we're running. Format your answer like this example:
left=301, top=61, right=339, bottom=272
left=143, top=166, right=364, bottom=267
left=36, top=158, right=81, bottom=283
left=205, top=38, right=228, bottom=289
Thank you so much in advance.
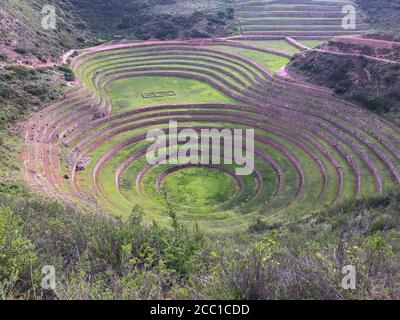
left=161, top=167, right=239, bottom=208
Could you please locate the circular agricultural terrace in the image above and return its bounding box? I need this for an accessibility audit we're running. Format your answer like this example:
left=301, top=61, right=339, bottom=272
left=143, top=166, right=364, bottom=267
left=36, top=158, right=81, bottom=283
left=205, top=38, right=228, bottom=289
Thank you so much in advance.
left=23, top=39, right=400, bottom=232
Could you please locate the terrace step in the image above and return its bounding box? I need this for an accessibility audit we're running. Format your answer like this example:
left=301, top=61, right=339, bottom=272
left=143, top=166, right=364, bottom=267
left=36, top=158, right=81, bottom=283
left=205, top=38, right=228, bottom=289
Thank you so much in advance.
left=23, top=39, right=400, bottom=232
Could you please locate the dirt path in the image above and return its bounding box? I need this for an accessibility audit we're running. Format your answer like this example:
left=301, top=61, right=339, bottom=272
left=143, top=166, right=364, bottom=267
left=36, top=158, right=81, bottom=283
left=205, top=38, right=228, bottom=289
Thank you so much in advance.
left=1, top=48, right=76, bottom=69
left=285, top=37, right=309, bottom=50
left=78, top=39, right=217, bottom=55
left=62, top=50, right=76, bottom=64
left=311, top=48, right=400, bottom=64
left=333, top=35, right=400, bottom=49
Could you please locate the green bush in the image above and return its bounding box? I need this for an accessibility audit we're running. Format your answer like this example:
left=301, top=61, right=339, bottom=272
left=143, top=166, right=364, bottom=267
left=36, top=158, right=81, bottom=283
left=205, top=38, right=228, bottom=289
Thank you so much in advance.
left=58, top=65, right=75, bottom=81
left=0, top=186, right=400, bottom=299
left=0, top=52, right=7, bottom=61
left=0, top=66, right=63, bottom=130
left=0, top=187, right=209, bottom=299
left=0, top=207, right=36, bottom=298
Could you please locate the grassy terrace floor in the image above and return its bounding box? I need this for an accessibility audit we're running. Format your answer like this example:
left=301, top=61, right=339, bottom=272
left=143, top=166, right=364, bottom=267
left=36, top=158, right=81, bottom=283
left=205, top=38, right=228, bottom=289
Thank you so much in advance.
left=107, top=76, right=236, bottom=114
left=233, top=39, right=301, bottom=54
left=22, top=39, right=400, bottom=233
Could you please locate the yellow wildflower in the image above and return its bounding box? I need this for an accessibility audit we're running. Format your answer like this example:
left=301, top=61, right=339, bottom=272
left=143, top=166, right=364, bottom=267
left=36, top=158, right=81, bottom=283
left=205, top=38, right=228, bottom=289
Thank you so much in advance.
left=210, top=251, right=218, bottom=258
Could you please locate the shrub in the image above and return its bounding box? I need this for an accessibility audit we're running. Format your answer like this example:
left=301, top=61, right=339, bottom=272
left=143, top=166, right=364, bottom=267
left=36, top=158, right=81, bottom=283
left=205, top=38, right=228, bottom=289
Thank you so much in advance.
left=334, top=79, right=352, bottom=94
left=24, top=84, right=47, bottom=97
left=0, top=207, right=36, bottom=298
left=190, top=28, right=209, bottom=39
left=58, top=65, right=74, bottom=81
left=209, top=234, right=282, bottom=299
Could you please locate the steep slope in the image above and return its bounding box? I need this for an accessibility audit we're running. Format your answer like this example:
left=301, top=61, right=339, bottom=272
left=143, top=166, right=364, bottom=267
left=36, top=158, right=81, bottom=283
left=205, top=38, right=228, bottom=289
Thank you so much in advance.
left=0, top=0, right=237, bottom=64
left=357, top=0, right=400, bottom=32
left=288, top=36, right=400, bottom=124
left=70, top=0, right=237, bottom=40
left=0, top=0, right=93, bottom=64
left=0, top=64, right=71, bottom=186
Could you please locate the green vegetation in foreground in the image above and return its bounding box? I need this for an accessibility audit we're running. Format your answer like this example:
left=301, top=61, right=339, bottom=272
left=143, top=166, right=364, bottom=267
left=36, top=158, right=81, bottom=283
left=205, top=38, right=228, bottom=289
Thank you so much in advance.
left=212, top=45, right=290, bottom=73
left=162, top=167, right=238, bottom=208
left=1, top=185, right=400, bottom=299
left=107, top=76, right=236, bottom=114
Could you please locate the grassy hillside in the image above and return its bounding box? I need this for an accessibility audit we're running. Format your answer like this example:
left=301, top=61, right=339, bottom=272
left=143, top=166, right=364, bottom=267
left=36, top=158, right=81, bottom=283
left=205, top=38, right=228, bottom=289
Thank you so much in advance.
left=0, top=0, right=93, bottom=63
left=0, top=65, right=70, bottom=185
left=288, top=40, right=400, bottom=125
left=1, top=0, right=400, bottom=301
left=70, top=0, right=237, bottom=40
left=357, top=0, right=400, bottom=32
left=0, top=0, right=237, bottom=63
left=0, top=65, right=69, bottom=129
left=1, top=186, right=399, bottom=299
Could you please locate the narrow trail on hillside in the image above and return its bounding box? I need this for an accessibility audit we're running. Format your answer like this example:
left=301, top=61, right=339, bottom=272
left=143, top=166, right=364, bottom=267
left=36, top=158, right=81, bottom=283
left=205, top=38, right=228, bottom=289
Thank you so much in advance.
left=333, top=35, right=400, bottom=49
left=311, top=48, right=400, bottom=64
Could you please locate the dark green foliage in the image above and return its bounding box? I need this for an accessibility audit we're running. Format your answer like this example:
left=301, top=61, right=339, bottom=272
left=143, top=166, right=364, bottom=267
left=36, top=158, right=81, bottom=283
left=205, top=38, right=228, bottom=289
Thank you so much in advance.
left=1, top=183, right=400, bottom=299
left=0, top=182, right=25, bottom=196
left=357, top=0, right=400, bottom=32
left=352, top=94, right=394, bottom=113
left=0, top=52, right=7, bottom=62
left=1, top=1, right=237, bottom=62
left=0, top=185, right=208, bottom=299
left=57, top=65, right=75, bottom=82
left=70, top=0, right=235, bottom=40
left=289, top=49, right=400, bottom=124
left=232, top=189, right=400, bottom=300
left=189, top=28, right=209, bottom=39
left=1, top=0, right=93, bottom=62
left=0, top=66, right=64, bottom=129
